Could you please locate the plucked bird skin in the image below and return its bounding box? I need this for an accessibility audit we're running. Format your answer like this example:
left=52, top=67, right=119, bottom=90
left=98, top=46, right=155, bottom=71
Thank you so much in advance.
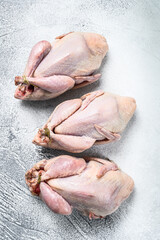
left=33, top=90, right=136, bottom=153
left=14, top=32, right=108, bottom=100
left=25, top=155, right=134, bottom=219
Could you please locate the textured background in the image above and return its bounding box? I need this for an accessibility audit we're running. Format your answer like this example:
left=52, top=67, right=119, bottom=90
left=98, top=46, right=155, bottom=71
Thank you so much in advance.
left=0, top=0, right=160, bottom=239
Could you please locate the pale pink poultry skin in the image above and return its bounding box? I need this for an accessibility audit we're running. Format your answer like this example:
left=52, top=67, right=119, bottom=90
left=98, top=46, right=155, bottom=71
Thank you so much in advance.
left=14, top=32, right=108, bottom=100
left=33, top=90, right=136, bottom=153
left=25, top=155, right=134, bottom=219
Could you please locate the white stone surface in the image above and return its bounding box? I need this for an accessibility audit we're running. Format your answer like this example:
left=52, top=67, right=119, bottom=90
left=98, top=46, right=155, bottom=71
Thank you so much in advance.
left=0, top=0, right=160, bottom=239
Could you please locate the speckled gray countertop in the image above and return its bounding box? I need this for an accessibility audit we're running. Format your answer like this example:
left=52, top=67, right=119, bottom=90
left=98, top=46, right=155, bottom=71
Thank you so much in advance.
left=0, top=0, right=160, bottom=239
